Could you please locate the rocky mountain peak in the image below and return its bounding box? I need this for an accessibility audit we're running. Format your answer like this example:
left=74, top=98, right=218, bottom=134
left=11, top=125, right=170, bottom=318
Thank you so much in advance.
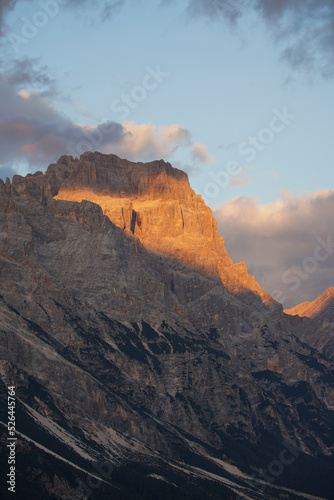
left=48, top=152, right=274, bottom=305
left=284, top=286, right=334, bottom=320
left=49, top=152, right=190, bottom=200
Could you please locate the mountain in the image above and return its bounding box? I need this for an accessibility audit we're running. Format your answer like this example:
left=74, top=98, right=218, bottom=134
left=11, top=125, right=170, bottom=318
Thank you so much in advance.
left=0, top=153, right=333, bottom=500
left=52, top=152, right=273, bottom=304
left=285, top=288, right=334, bottom=321
left=284, top=288, right=334, bottom=365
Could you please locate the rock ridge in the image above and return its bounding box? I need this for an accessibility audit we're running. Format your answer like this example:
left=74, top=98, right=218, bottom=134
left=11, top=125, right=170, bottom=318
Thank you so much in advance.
left=285, top=287, right=334, bottom=321
left=37, top=152, right=275, bottom=305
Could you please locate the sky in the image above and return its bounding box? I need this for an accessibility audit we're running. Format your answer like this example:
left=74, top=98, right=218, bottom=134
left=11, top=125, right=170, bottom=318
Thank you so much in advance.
left=0, top=0, right=333, bottom=307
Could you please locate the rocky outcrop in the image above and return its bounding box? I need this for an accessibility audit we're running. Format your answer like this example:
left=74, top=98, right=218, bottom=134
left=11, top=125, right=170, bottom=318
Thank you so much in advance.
left=0, top=153, right=333, bottom=499
left=285, top=287, right=334, bottom=321
left=284, top=288, right=334, bottom=362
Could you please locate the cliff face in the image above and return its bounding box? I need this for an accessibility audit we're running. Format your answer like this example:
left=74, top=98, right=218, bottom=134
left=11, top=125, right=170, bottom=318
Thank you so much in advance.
left=51, top=152, right=273, bottom=304
left=0, top=153, right=333, bottom=500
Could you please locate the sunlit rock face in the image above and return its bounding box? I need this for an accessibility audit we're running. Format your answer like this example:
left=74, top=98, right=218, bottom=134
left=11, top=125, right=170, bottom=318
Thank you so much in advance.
left=285, top=287, right=334, bottom=321
left=0, top=152, right=333, bottom=500
left=53, top=152, right=273, bottom=304
left=284, top=287, right=334, bottom=361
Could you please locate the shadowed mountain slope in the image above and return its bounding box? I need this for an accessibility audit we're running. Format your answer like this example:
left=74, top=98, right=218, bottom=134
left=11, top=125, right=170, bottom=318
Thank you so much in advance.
left=0, top=153, right=333, bottom=499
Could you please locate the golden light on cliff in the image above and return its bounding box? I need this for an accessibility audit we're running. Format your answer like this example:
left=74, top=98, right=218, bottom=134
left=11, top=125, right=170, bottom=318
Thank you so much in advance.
left=55, top=187, right=274, bottom=305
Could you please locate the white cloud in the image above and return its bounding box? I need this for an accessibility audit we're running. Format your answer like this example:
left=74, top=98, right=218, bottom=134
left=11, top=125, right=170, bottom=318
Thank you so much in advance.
left=159, top=124, right=191, bottom=146
left=101, top=121, right=192, bottom=162
left=191, top=143, right=215, bottom=164
left=214, top=190, right=334, bottom=308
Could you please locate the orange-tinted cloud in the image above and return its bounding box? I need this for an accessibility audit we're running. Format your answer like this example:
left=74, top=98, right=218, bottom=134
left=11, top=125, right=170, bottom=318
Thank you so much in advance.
left=0, top=74, right=200, bottom=178
left=98, top=122, right=192, bottom=162
left=214, top=189, right=334, bottom=307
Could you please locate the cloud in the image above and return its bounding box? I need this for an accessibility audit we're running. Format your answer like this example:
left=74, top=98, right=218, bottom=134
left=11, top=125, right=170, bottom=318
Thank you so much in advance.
left=1, top=0, right=333, bottom=79
left=4, top=57, right=54, bottom=88
left=214, top=190, right=334, bottom=308
left=255, top=0, right=334, bottom=77
left=0, top=0, right=128, bottom=36
left=185, top=0, right=334, bottom=77
left=191, top=142, right=215, bottom=163
left=0, top=0, right=18, bottom=36
left=0, top=75, right=126, bottom=172
left=229, top=167, right=253, bottom=187
left=0, top=68, right=196, bottom=176
left=102, top=121, right=192, bottom=161
left=101, top=0, right=126, bottom=22
left=0, top=57, right=59, bottom=100
left=159, top=124, right=191, bottom=146
left=0, top=57, right=200, bottom=178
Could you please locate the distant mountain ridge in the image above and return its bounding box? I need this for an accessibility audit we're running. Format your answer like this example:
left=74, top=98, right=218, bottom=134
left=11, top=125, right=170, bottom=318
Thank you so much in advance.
left=285, top=287, right=334, bottom=321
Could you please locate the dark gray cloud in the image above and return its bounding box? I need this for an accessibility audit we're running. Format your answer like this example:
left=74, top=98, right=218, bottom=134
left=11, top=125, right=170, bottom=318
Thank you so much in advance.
left=0, top=60, right=193, bottom=178
left=0, top=0, right=128, bottom=36
left=214, top=191, right=334, bottom=308
left=2, top=0, right=330, bottom=78
left=0, top=0, right=18, bottom=35
left=101, top=0, right=126, bottom=22
left=255, top=0, right=334, bottom=77
left=186, top=0, right=334, bottom=77
left=3, top=57, right=55, bottom=90
left=0, top=74, right=127, bottom=177
left=254, top=0, right=332, bottom=24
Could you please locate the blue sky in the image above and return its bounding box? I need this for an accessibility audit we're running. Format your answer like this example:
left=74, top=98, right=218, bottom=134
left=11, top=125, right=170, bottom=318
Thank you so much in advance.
left=0, top=0, right=333, bottom=306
